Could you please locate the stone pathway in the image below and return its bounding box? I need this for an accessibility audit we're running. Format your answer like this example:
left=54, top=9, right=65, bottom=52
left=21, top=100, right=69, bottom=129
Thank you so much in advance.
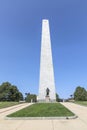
left=0, top=102, right=87, bottom=130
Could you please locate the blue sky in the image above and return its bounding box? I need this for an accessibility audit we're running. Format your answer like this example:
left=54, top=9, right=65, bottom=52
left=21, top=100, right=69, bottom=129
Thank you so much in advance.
left=0, top=0, right=87, bottom=98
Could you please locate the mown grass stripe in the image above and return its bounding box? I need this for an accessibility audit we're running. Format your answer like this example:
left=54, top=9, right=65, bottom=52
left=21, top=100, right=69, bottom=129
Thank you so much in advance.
left=7, top=103, right=74, bottom=117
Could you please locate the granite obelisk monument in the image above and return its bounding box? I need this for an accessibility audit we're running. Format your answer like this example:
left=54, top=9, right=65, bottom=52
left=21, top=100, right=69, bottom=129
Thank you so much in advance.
left=38, top=19, right=56, bottom=102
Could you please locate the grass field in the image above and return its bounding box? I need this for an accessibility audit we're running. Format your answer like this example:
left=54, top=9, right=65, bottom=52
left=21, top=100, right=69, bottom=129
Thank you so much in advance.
left=74, top=101, right=87, bottom=106
left=0, top=102, right=21, bottom=109
left=7, top=103, right=74, bottom=117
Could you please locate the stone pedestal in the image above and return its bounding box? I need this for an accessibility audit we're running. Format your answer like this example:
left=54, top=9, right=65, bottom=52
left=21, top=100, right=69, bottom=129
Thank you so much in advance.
left=45, top=96, right=50, bottom=102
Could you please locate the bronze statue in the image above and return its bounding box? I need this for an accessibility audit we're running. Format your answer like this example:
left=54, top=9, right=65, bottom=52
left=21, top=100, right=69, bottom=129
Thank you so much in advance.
left=46, top=88, right=50, bottom=96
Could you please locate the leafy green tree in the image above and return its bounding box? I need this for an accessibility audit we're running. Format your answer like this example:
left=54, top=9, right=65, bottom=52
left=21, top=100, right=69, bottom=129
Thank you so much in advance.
left=0, top=82, right=23, bottom=101
left=25, top=93, right=37, bottom=102
left=56, top=93, right=60, bottom=102
left=74, top=86, right=87, bottom=101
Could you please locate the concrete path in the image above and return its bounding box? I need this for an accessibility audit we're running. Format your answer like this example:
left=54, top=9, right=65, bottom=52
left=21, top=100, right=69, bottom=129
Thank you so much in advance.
left=0, top=102, right=87, bottom=130
left=0, top=103, right=33, bottom=114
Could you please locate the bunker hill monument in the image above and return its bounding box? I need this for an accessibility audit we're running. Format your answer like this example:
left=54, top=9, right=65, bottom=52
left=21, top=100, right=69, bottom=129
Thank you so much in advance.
left=38, top=19, right=56, bottom=102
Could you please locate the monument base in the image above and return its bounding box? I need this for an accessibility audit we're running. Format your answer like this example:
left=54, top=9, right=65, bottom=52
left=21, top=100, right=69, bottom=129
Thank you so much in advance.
left=45, top=96, right=50, bottom=102
left=38, top=97, right=56, bottom=103
left=38, top=100, right=56, bottom=103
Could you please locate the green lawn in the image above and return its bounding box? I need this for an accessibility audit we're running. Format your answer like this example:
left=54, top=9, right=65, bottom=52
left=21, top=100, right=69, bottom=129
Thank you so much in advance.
left=7, top=103, right=74, bottom=117
left=74, top=101, right=87, bottom=106
left=0, top=102, right=21, bottom=109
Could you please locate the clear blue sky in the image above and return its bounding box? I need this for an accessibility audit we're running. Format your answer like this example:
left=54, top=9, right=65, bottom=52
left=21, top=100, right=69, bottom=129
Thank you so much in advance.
left=0, top=0, right=87, bottom=99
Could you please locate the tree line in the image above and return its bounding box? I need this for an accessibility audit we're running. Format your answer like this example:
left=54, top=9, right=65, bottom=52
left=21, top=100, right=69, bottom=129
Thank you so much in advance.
left=0, top=81, right=37, bottom=102
left=74, top=86, right=87, bottom=101
left=0, top=82, right=23, bottom=101
left=0, top=82, right=87, bottom=102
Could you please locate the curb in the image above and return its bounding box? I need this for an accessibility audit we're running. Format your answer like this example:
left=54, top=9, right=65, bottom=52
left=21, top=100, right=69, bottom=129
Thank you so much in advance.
left=5, top=115, right=78, bottom=120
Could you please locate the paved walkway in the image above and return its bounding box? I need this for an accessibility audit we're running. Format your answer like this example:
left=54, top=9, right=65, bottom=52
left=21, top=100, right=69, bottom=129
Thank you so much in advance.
left=0, top=102, right=87, bottom=130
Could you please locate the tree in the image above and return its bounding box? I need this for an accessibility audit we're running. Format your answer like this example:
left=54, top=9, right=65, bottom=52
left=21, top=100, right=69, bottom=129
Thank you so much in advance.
left=25, top=93, right=37, bottom=102
left=74, top=86, right=87, bottom=101
left=56, top=93, right=60, bottom=102
left=0, top=82, right=11, bottom=101
left=0, top=82, right=23, bottom=101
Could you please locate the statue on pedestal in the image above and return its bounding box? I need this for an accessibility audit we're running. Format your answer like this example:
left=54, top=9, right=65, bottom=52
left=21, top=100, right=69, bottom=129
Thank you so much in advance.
left=46, top=88, right=50, bottom=96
